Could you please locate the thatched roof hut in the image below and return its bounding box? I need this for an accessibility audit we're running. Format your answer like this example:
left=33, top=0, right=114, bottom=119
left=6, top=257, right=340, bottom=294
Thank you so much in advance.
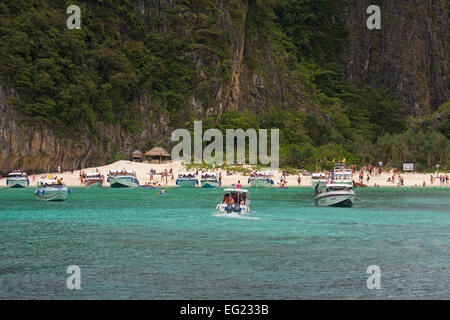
left=131, top=150, right=143, bottom=162
left=145, top=147, right=171, bottom=164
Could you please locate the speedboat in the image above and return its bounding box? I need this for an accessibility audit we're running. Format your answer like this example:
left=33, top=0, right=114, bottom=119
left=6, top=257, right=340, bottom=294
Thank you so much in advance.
left=176, top=172, right=198, bottom=188
left=83, top=171, right=104, bottom=187
left=216, top=189, right=250, bottom=214
left=314, top=183, right=355, bottom=207
left=200, top=172, right=219, bottom=188
left=311, top=172, right=330, bottom=188
left=6, top=171, right=29, bottom=188
left=107, top=170, right=139, bottom=188
left=35, top=178, right=69, bottom=201
left=248, top=171, right=274, bottom=188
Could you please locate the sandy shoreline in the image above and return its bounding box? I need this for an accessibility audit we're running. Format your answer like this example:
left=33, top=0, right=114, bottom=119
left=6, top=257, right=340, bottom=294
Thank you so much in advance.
left=1, top=160, right=449, bottom=188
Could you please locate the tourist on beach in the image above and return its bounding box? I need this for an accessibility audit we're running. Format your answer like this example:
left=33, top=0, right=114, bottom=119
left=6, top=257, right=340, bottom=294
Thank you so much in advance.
left=218, top=172, right=222, bottom=186
left=297, top=176, right=301, bottom=186
left=236, top=180, right=242, bottom=189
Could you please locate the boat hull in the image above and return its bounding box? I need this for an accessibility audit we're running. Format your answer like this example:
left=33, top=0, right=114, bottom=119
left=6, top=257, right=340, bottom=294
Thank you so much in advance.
left=216, top=203, right=250, bottom=214
left=176, top=179, right=198, bottom=188
left=201, top=179, right=219, bottom=188
left=84, top=180, right=103, bottom=187
left=35, top=187, right=68, bottom=201
left=7, top=179, right=28, bottom=188
left=249, top=179, right=273, bottom=188
left=109, top=177, right=139, bottom=188
left=314, top=191, right=355, bottom=207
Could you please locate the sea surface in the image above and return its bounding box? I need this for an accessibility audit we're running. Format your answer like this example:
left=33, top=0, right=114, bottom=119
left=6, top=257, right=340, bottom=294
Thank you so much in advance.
left=0, top=186, right=449, bottom=299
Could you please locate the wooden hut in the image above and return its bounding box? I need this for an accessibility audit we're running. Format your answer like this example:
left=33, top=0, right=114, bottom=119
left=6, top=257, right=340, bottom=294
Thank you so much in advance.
left=145, top=147, right=171, bottom=164
left=131, top=150, right=143, bottom=162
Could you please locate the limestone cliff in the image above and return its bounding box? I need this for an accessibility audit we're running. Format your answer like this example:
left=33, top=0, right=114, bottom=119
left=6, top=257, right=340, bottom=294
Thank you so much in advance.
left=344, top=0, right=448, bottom=115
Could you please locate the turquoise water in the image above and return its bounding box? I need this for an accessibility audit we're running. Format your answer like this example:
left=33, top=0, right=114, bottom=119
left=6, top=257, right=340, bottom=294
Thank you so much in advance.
left=0, top=186, right=449, bottom=299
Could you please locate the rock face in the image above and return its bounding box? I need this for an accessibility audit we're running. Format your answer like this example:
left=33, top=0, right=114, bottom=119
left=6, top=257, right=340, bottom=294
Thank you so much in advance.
left=344, top=0, right=448, bottom=116
left=0, top=87, right=171, bottom=174
left=0, top=0, right=448, bottom=173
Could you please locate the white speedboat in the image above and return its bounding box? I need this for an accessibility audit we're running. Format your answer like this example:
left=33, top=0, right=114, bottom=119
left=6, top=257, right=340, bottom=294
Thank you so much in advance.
left=107, top=170, right=139, bottom=188
left=176, top=172, right=198, bottom=188
left=201, top=172, right=219, bottom=188
left=311, top=172, right=330, bottom=188
left=248, top=171, right=274, bottom=188
left=83, top=171, right=104, bottom=187
left=314, top=183, right=355, bottom=207
left=35, top=178, right=69, bottom=201
left=216, top=189, right=250, bottom=214
left=6, top=171, right=29, bottom=188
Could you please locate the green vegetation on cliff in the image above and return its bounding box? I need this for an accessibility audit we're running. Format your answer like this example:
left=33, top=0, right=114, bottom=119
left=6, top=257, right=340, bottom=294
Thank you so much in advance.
left=0, top=0, right=448, bottom=171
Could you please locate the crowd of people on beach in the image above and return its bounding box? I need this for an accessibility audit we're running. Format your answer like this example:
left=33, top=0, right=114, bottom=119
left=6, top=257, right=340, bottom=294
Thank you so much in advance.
left=430, top=174, right=449, bottom=185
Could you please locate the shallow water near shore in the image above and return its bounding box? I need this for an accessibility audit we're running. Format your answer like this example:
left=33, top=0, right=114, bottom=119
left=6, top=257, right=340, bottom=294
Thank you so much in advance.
left=0, top=186, right=449, bottom=299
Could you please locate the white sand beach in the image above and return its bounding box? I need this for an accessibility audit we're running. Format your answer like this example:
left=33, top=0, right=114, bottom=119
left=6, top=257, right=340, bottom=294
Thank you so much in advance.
left=1, top=160, right=448, bottom=188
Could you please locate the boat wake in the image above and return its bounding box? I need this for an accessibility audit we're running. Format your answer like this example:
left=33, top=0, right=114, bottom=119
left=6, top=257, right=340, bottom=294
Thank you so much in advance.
left=212, top=212, right=260, bottom=220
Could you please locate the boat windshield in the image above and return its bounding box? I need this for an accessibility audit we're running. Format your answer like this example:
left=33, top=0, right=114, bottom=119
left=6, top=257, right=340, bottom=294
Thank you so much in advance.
left=201, top=173, right=216, bottom=179
left=327, top=186, right=352, bottom=191
left=108, top=170, right=136, bottom=177
left=9, top=172, right=26, bottom=177
left=179, top=173, right=195, bottom=178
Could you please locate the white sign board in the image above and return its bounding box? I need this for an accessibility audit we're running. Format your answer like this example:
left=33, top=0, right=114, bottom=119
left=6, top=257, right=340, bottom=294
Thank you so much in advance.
left=403, top=163, right=414, bottom=171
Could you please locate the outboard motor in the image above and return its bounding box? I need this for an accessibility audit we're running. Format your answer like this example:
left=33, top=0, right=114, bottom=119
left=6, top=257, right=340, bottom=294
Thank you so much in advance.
left=233, top=204, right=241, bottom=213
left=226, top=204, right=233, bottom=213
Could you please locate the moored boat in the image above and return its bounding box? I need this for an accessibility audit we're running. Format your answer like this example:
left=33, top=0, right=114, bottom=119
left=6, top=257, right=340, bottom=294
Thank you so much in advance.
left=6, top=171, right=29, bottom=188
left=107, top=170, right=139, bottom=188
left=35, top=178, right=69, bottom=201
left=216, top=188, right=250, bottom=214
left=176, top=172, right=198, bottom=188
left=200, top=172, right=219, bottom=188
left=248, top=171, right=274, bottom=188
left=83, top=171, right=104, bottom=187
left=314, top=183, right=355, bottom=207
